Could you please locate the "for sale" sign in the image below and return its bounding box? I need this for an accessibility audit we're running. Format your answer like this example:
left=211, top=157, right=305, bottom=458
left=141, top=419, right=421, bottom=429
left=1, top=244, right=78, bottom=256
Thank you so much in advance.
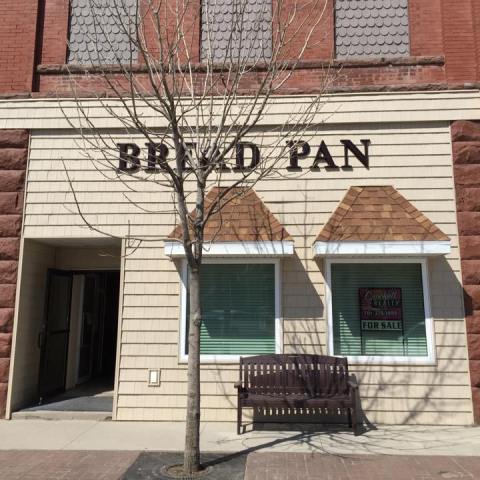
left=359, top=287, right=403, bottom=331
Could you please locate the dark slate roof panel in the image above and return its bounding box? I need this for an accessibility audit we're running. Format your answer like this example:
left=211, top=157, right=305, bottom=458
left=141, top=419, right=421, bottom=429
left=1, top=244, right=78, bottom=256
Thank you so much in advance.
left=335, top=0, right=410, bottom=59
left=201, top=0, right=272, bottom=63
left=68, top=0, right=138, bottom=65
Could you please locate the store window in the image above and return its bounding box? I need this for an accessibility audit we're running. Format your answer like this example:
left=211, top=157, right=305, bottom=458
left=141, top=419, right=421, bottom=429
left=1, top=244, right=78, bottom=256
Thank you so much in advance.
left=181, top=261, right=279, bottom=360
left=200, top=0, right=272, bottom=62
left=327, top=260, right=434, bottom=363
left=335, top=0, right=410, bottom=59
left=68, top=0, right=138, bottom=65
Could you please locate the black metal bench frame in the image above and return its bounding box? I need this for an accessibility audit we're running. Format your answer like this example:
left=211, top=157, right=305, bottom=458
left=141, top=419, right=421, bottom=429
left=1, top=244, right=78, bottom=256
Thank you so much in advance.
left=234, top=354, right=359, bottom=435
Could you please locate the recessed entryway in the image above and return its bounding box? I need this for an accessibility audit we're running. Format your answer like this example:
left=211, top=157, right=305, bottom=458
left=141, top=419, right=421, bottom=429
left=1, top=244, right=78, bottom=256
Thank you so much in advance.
left=7, top=239, right=121, bottom=420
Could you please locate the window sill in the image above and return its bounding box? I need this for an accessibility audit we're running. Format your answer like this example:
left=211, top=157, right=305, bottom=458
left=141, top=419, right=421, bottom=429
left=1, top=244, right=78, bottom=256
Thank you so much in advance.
left=341, top=355, right=437, bottom=366
left=36, top=56, right=445, bottom=75
left=179, top=354, right=271, bottom=364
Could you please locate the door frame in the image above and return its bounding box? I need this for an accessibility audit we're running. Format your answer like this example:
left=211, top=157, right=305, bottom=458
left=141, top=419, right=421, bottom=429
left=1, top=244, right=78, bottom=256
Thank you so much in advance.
left=40, top=269, right=121, bottom=397
left=37, top=268, right=74, bottom=401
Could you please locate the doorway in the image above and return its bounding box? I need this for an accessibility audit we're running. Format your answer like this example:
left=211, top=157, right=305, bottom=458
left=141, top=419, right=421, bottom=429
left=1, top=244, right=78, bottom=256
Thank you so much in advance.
left=37, top=270, right=120, bottom=409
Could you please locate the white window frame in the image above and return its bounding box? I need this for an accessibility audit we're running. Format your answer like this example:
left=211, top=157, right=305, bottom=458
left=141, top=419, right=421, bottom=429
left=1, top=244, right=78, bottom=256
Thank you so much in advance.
left=179, top=258, right=282, bottom=363
left=325, top=257, right=436, bottom=365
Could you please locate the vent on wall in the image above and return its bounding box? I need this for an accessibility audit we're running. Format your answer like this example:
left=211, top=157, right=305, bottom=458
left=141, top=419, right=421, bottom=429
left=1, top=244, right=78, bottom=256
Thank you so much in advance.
left=335, top=0, right=410, bottom=59
left=68, top=0, right=139, bottom=65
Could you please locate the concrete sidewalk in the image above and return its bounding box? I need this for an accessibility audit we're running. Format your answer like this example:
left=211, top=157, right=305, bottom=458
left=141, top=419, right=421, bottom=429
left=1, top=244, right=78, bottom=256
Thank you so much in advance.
left=0, top=420, right=479, bottom=456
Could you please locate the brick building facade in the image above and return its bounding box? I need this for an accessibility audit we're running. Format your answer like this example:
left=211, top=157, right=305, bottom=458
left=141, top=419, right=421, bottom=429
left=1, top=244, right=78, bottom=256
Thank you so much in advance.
left=0, top=0, right=479, bottom=426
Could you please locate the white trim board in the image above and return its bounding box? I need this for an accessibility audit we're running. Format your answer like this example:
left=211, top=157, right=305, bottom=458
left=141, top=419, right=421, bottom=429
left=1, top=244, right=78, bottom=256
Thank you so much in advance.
left=179, top=258, right=282, bottom=363
left=165, top=241, right=294, bottom=257
left=314, top=240, right=451, bottom=256
left=324, top=257, right=436, bottom=365
left=2, top=90, right=480, bottom=130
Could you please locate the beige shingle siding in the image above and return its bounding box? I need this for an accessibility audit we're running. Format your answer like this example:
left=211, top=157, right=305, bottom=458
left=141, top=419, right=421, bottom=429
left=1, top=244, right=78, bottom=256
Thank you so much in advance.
left=19, top=94, right=474, bottom=425
left=68, top=0, right=138, bottom=65
left=335, top=0, right=410, bottom=59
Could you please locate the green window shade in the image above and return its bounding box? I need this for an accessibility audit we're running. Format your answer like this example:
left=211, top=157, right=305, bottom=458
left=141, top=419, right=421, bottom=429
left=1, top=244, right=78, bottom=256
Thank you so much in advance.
left=331, top=263, right=427, bottom=357
left=186, top=264, right=276, bottom=355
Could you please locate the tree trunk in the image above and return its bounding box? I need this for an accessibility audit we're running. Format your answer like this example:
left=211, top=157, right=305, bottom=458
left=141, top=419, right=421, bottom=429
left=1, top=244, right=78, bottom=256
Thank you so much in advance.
left=184, top=266, right=201, bottom=474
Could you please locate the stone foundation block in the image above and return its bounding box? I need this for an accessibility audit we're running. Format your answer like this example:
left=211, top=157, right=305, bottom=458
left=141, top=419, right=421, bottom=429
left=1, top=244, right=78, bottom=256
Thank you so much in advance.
left=471, top=361, right=480, bottom=388
left=464, top=285, right=480, bottom=313
left=0, top=261, right=18, bottom=284
left=0, top=171, right=25, bottom=192
left=0, top=239, right=20, bottom=261
left=460, top=236, right=480, bottom=260
left=0, top=285, right=16, bottom=308
left=0, top=148, right=27, bottom=170
left=0, top=193, right=22, bottom=215
left=453, top=142, right=480, bottom=165
left=0, top=215, right=21, bottom=237
left=468, top=334, right=480, bottom=361
left=0, top=309, right=14, bottom=333
left=454, top=165, right=480, bottom=187
left=0, top=130, right=28, bottom=149
left=462, top=260, right=480, bottom=284
left=456, top=188, right=480, bottom=212
left=473, top=388, right=480, bottom=424
left=466, top=314, right=480, bottom=334
left=451, top=120, right=480, bottom=143
left=0, top=359, right=9, bottom=383
left=0, top=382, right=7, bottom=418
left=0, top=333, right=12, bottom=357
left=457, top=213, right=480, bottom=236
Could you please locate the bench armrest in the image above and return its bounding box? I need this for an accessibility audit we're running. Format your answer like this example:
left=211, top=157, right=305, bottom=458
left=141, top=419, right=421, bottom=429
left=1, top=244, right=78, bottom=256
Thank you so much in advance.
left=348, top=379, right=359, bottom=390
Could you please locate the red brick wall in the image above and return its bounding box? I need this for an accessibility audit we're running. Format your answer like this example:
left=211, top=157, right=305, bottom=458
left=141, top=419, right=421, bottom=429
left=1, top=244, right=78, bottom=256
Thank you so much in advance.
left=0, top=1, right=40, bottom=93
left=0, top=130, right=27, bottom=418
left=451, top=120, right=480, bottom=424
left=441, top=0, right=478, bottom=83
left=3, top=0, right=480, bottom=95
left=409, top=0, right=444, bottom=56
left=41, top=0, right=69, bottom=65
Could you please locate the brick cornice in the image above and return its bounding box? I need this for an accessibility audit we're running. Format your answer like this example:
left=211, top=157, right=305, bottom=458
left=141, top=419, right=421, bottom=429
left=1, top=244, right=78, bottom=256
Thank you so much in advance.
left=37, top=55, right=445, bottom=75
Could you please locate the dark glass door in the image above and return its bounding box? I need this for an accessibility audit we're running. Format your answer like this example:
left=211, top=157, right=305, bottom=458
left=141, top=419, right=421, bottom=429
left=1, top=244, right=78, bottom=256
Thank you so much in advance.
left=77, top=273, right=100, bottom=383
left=38, top=270, right=73, bottom=400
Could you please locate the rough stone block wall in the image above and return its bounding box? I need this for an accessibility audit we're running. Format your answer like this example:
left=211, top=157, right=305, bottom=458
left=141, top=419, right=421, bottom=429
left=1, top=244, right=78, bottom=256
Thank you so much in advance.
left=0, top=130, right=27, bottom=417
left=452, top=120, right=480, bottom=424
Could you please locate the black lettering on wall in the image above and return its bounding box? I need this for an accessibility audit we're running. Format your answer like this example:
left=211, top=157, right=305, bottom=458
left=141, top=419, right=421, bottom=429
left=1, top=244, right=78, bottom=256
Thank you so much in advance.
left=117, top=143, right=140, bottom=172
left=287, top=140, right=311, bottom=171
left=341, top=139, right=371, bottom=170
left=234, top=142, right=260, bottom=171
left=146, top=143, right=169, bottom=171
left=311, top=141, right=339, bottom=170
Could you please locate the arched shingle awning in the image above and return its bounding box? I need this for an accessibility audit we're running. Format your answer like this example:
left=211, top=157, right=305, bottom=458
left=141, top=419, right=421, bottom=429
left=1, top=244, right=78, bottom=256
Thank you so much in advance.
left=313, top=186, right=451, bottom=256
left=165, top=187, right=294, bottom=257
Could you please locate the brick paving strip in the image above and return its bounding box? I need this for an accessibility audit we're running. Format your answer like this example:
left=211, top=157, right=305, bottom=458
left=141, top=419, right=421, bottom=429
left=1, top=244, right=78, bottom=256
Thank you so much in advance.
left=245, top=453, right=480, bottom=480
left=2, top=451, right=480, bottom=480
left=0, top=451, right=140, bottom=480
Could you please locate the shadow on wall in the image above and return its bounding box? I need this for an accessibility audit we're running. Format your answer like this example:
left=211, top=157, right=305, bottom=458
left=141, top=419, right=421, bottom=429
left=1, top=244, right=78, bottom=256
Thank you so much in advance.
left=205, top=188, right=470, bottom=431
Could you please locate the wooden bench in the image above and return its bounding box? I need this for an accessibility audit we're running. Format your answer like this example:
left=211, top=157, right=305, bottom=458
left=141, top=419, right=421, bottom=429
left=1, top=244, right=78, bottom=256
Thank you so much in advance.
left=234, top=354, right=359, bottom=434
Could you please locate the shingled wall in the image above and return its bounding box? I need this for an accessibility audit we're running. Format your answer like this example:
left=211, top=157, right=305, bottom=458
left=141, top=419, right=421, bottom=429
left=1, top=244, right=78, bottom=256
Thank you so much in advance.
left=452, top=120, right=480, bottom=424
left=0, top=130, right=27, bottom=417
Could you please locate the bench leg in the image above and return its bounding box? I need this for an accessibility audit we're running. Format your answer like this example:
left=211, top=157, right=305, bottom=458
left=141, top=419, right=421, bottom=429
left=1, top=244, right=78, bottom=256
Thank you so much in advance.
left=347, top=408, right=352, bottom=428
left=237, top=405, right=242, bottom=435
left=351, top=406, right=359, bottom=436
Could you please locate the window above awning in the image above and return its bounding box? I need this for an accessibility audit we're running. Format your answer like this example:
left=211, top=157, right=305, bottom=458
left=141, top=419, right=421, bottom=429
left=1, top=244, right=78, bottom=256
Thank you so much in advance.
left=165, top=187, right=294, bottom=257
left=313, top=186, right=451, bottom=257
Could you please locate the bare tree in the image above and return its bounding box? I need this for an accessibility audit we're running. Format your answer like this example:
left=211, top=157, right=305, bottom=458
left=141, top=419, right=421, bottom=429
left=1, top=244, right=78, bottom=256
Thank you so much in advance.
left=60, top=0, right=334, bottom=474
